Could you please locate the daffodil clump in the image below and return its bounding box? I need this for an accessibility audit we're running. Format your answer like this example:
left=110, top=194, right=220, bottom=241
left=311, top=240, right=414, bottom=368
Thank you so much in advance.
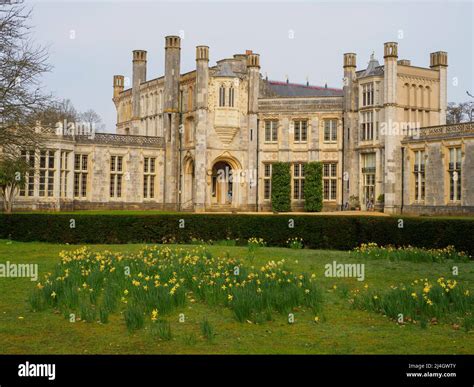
left=247, top=237, right=266, bottom=262
left=30, top=245, right=323, bottom=331
left=352, top=243, right=470, bottom=263
left=247, top=237, right=266, bottom=249
left=350, top=277, right=473, bottom=330
left=286, top=237, right=304, bottom=250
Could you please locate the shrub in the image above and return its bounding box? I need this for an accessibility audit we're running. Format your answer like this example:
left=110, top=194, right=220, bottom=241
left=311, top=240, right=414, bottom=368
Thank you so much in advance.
left=1, top=213, right=473, bottom=255
left=304, top=162, right=323, bottom=212
left=271, top=162, right=291, bottom=212
left=286, top=237, right=303, bottom=249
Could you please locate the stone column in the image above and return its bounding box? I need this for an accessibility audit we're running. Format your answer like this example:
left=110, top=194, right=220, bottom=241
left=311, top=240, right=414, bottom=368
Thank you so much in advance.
left=430, top=51, right=448, bottom=125
left=342, top=52, right=358, bottom=208
left=194, top=45, right=209, bottom=212
left=163, top=36, right=181, bottom=209
left=382, top=42, right=400, bottom=214
left=131, top=50, right=147, bottom=135
left=246, top=53, right=260, bottom=211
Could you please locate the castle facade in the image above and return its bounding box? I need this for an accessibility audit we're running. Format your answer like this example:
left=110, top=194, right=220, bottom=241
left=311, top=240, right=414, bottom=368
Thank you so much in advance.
left=14, top=36, right=474, bottom=214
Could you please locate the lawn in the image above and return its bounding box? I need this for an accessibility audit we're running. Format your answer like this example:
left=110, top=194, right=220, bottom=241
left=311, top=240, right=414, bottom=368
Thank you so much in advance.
left=0, top=240, right=473, bottom=354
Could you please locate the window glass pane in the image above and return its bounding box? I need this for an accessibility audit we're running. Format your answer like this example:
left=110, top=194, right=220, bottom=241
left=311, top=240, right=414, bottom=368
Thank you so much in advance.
left=48, top=152, right=55, bottom=168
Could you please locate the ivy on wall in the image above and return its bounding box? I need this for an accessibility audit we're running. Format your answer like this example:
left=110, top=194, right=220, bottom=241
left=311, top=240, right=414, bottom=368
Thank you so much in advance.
left=304, top=162, right=323, bottom=212
left=271, top=162, right=291, bottom=212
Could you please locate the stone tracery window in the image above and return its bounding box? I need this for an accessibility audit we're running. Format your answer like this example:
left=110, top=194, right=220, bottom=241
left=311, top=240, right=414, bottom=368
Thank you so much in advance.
left=143, top=157, right=156, bottom=199
left=264, top=120, right=278, bottom=142
left=413, top=150, right=425, bottom=202
left=448, top=147, right=462, bottom=202
left=74, top=154, right=88, bottom=198
left=228, top=86, right=234, bottom=107
left=219, top=85, right=226, bottom=107
left=110, top=155, right=123, bottom=198
left=293, top=120, right=307, bottom=142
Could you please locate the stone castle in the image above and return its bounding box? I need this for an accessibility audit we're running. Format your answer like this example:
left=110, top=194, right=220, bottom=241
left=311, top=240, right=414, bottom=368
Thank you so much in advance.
left=15, top=35, right=474, bottom=214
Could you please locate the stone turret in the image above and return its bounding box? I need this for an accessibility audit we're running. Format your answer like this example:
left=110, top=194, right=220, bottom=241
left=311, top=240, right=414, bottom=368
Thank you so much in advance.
left=195, top=46, right=209, bottom=109
left=246, top=51, right=260, bottom=210
left=163, top=35, right=181, bottom=208
left=383, top=42, right=399, bottom=214
left=194, top=45, right=210, bottom=212
left=247, top=53, right=260, bottom=114
left=343, top=53, right=356, bottom=112
left=342, top=53, right=357, bottom=208
left=164, top=36, right=181, bottom=113
left=430, top=51, right=448, bottom=124
left=113, top=75, right=124, bottom=104
left=132, top=50, right=147, bottom=120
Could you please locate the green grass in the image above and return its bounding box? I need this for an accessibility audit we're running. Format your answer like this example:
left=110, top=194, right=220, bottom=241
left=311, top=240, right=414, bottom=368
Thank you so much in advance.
left=0, top=240, right=473, bottom=354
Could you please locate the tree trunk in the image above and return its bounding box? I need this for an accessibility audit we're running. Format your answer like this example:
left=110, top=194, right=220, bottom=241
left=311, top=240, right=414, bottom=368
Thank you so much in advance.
left=7, top=186, right=15, bottom=213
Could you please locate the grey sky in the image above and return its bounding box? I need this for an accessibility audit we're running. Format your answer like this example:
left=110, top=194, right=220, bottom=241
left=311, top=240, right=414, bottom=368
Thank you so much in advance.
left=29, top=0, right=473, bottom=132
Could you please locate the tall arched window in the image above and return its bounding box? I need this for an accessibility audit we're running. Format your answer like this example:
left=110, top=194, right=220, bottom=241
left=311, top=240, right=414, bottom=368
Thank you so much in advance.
left=404, top=83, right=410, bottom=106
left=188, top=86, right=194, bottom=111
left=418, top=85, right=423, bottom=109
left=219, top=85, right=226, bottom=107
left=179, top=89, right=184, bottom=112
left=185, top=117, right=194, bottom=144
left=158, top=90, right=163, bottom=113
left=412, top=84, right=417, bottom=107
left=228, top=86, right=235, bottom=107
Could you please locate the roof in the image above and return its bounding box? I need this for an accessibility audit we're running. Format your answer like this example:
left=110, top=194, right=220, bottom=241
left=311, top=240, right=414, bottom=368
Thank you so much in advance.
left=214, top=61, right=238, bottom=77
left=357, top=53, right=384, bottom=78
left=265, top=80, right=343, bottom=97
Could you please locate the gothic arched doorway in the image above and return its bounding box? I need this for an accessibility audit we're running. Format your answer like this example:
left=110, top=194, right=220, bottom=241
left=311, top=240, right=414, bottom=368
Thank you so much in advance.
left=211, top=161, right=233, bottom=206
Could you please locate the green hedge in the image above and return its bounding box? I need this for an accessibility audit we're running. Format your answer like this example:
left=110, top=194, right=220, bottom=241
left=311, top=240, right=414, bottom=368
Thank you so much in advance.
left=271, top=162, right=291, bottom=212
left=1, top=214, right=473, bottom=255
left=304, top=162, right=323, bottom=212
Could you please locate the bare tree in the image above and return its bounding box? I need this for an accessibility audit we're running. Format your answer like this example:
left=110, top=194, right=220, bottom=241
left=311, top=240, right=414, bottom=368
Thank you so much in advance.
left=80, top=109, right=104, bottom=132
left=32, top=98, right=78, bottom=130
left=0, top=5, right=52, bottom=157
left=447, top=102, right=466, bottom=124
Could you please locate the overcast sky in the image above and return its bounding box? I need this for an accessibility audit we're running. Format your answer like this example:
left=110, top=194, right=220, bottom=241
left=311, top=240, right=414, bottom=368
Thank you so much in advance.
left=28, top=0, right=473, bottom=132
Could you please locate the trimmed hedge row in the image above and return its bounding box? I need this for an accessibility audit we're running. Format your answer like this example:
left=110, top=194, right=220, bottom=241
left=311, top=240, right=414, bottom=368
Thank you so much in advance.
left=1, top=214, right=473, bottom=255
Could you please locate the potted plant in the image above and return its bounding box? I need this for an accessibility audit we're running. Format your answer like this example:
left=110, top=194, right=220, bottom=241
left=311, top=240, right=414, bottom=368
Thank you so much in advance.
left=349, top=195, right=360, bottom=211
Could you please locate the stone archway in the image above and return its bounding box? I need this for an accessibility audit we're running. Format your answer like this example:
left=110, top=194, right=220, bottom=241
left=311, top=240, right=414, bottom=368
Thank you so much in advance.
left=182, top=157, right=194, bottom=209
left=210, top=156, right=242, bottom=208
